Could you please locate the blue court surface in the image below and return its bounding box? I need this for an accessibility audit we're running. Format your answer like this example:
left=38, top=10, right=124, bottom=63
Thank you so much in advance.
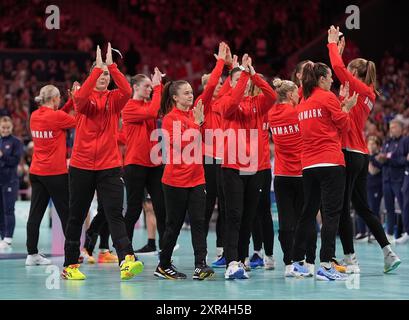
left=0, top=202, right=408, bottom=300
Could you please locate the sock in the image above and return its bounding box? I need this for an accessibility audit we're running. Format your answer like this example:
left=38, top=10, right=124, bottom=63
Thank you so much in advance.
left=3, top=237, right=12, bottom=244
left=320, top=262, right=332, bottom=269
left=100, top=249, right=109, bottom=253
left=254, top=250, right=262, bottom=257
left=148, top=239, right=156, bottom=248
left=382, top=245, right=392, bottom=257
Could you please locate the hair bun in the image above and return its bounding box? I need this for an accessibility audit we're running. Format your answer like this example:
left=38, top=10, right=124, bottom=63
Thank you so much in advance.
left=34, top=95, right=43, bottom=104
left=272, top=78, right=283, bottom=88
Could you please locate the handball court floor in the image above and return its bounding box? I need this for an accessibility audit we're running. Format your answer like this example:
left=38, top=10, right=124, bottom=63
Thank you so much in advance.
left=0, top=202, right=408, bottom=300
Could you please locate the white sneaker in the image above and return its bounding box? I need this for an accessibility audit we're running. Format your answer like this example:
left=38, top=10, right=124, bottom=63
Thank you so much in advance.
left=244, top=257, right=251, bottom=272
left=25, top=254, right=52, bottom=266
left=305, top=262, right=315, bottom=276
left=344, top=253, right=360, bottom=274
left=263, top=255, right=275, bottom=270
left=284, top=264, right=295, bottom=277
left=0, top=240, right=11, bottom=250
left=395, top=232, right=409, bottom=244
left=384, top=251, right=401, bottom=273
left=386, top=233, right=395, bottom=244
left=225, top=261, right=249, bottom=279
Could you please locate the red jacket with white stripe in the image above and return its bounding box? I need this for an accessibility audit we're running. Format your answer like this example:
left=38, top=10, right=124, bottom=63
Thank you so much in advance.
left=216, top=72, right=277, bottom=172
left=297, top=87, right=351, bottom=169
left=328, top=43, right=376, bottom=154
left=70, top=63, right=132, bottom=170
left=122, top=84, right=163, bottom=167
left=30, top=106, right=76, bottom=175
left=268, top=103, right=302, bottom=176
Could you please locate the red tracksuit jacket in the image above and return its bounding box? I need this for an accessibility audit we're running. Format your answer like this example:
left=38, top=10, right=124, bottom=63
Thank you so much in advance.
left=70, top=63, right=132, bottom=170
left=328, top=43, right=376, bottom=154
left=194, top=59, right=225, bottom=159
left=205, top=76, right=232, bottom=159
left=122, top=84, right=163, bottom=167
left=161, top=107, right=205, bottom=188
left=216, top=72, right=276, bottom=172
left=268, top=103, right=302, bottom=176
left=30, top=106, right=76, bottom=175
left=297, top=87, right=351, bottom=169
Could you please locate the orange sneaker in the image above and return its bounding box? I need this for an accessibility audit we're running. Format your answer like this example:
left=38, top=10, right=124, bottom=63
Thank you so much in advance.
left=98, top=251, right=119, bottom=263
left=331, top=258, right=347, bottom=273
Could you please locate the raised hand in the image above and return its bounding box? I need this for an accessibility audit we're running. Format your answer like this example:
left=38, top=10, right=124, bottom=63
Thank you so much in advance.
left=151, top=67, right=163, bottom=87
left=339, top=81, right=350, bottom=98
left=241, top=54, right=250, bottom=71
left=342, top=91, right=359, bottom=112
left=232, top=54, right=239, bottom=68
left=225, top=45, right=233, bottom=67
left=338, top=35, right=345, bottom=56
left=106, top=42, right=113, bottom=66
left=96, top=45, right=103, bottom=68
left=68, top=81, right=81, bottom=99
left=193, top=99, right=204, bottom=125
left=248, top=56, right=256, bottom=76
left=213, top=42, right=227, bottom=62
left=328, top=25, right=340, bottom=44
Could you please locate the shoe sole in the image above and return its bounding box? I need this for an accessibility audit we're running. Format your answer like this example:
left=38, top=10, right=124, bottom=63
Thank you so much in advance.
left=193, top=272, right=215, bottom=281
left=121, top=261, right=144, bottom=280
left=98, top=260, right=118, bottom=263
left=61, top=273, right=86, bottom=280
left=384, top=260, right=401, bottom=273
left=225, top=269, right=250, bottom=280
left=316, top=273, right=333, bottom=281
left=154, top=271, right=186, bottom=280
left=135, top=251, right=158, bottom=256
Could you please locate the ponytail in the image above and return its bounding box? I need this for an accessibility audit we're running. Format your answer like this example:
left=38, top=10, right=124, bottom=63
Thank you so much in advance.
left=348, top=58, right=380, bottom=96
left=302, top=62, right=330, bottom=99
left=159, top=80, right=189, bottom=116
left=365, top=60, right=379, bottom=95
left=291, top=60, right=312, bottom=87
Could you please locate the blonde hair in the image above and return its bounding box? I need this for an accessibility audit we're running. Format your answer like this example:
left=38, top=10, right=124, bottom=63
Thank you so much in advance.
left=347, top=58, right=379, bottom=95
left=272, top=78, right=297, bottom=103
left=34, top=85, right=60, bottom=105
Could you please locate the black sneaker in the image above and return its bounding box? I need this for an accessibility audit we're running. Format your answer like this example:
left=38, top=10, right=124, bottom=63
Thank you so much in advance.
left=134, top=243, right=157, bottom=255
left=154, top=264, right=187, bottom=280
left=193, top=264, right=215, bottom=280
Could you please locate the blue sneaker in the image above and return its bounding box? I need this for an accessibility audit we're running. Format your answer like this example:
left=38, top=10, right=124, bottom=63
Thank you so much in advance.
left=212, top=256, right=226, bottom=268
left=224, top=261, right=249, bottom=280
left=249, top=253, right=264, bottom=269
left=316, top=266, right=348, bottom=281
left=292, top=261, right=311, bottom=277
